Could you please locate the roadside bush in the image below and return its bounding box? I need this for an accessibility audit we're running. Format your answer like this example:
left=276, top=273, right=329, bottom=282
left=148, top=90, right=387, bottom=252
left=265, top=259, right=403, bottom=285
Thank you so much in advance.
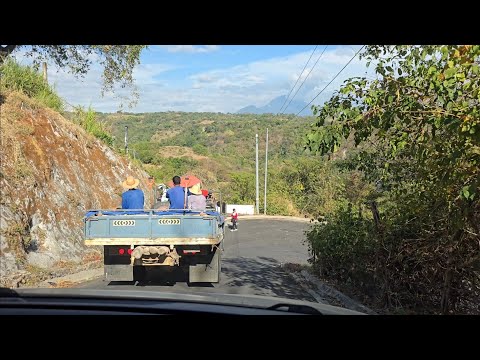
left=306, top=188, right=480, bottom=314
left=305, top=45, right=480, bottom=314
left=264, top=192, right=299, bottom=216
left=306, top=205, right=376, bottom=288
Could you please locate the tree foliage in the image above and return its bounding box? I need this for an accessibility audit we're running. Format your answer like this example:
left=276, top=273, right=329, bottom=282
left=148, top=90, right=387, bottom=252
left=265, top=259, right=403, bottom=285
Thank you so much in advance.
left=1, top=45, right=147, bottom=108
left=305, top=45, right=480, bottom=314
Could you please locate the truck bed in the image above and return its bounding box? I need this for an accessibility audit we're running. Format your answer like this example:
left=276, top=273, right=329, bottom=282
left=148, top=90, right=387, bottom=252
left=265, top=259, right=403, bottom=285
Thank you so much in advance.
left=84, top=209, right=225, bottom=246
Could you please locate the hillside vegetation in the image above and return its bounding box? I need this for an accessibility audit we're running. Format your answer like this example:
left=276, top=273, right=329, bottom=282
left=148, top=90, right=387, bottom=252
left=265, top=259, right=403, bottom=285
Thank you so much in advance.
left=93, top=111, right=341, bottom=216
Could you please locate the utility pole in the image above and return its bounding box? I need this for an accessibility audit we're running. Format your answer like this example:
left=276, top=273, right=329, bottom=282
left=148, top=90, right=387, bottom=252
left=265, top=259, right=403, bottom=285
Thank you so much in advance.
left=255, top=133, right=259, bottom=214
left=42, top=62, right=47, bottom=83
left=124, top=126, right=129, bottom=155
left=264, top=128, right=268, bottom=215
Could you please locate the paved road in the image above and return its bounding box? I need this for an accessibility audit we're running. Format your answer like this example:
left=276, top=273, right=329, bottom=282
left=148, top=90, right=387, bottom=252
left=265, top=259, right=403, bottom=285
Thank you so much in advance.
left=77, top=219, right=316, bottom=302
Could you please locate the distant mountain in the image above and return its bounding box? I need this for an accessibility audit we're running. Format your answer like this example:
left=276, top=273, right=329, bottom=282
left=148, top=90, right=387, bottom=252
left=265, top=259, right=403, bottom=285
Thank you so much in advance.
left=237, top=95, right=311, bottom=116
left=236, top=105, right=258, bottom=114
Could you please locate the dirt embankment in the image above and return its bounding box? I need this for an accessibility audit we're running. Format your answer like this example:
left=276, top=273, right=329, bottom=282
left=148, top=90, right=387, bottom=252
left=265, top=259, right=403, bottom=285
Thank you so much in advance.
left=0, top=91, right=153, bottom=287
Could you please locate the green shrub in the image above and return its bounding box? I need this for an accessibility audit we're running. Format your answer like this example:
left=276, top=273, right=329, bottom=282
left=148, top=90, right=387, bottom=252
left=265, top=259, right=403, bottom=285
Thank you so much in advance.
left=192, top=144, right=208, bottom=156
left=151, top=157, right=200, bottom=183
left=0, top=59, right=63, bottom=112
left=73, top=106, right=114, bottom=147
left=306, top=205, right=376, bottom=281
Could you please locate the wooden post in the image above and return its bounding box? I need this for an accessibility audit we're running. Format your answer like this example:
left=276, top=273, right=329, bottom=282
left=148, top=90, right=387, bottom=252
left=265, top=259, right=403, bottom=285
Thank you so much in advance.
left=42, top=62, right=48, bottom=83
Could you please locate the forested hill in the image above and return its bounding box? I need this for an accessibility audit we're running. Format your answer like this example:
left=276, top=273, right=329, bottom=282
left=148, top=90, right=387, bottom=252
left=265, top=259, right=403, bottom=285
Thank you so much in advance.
left=95, top=111, right=323, bottom=216
left=98, top=111, right=316, bottom=164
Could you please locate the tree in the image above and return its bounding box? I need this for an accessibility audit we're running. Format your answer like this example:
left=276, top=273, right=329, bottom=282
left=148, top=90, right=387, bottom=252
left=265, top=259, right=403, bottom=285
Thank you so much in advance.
left=307, top=45, right=480, bottom=208
left=229, top=172, right=255, bottom=204
left=0, top=45, right=147, bottom=108
left=305, top=45, right=480, bottom=313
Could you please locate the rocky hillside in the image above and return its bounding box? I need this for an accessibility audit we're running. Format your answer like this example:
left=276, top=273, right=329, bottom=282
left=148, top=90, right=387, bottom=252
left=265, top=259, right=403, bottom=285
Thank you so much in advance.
left=0, top=91, right=153, bottom=287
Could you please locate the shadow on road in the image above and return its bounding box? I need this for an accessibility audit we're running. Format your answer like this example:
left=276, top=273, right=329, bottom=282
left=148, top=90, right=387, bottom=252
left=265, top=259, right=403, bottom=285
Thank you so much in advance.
left=109, top=267, right=215, bottom=288
left=108, top=281, right=136, bottom=286
left=101, top=256, right=314, bottom=303
left=221, top=256, right=314, bottom=302
left=138, top=267, right=187, bottom=286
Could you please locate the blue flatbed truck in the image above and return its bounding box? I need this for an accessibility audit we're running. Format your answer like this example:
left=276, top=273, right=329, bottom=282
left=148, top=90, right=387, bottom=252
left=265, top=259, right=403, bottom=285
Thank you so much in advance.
left=84, top=209, right=225, bottom=283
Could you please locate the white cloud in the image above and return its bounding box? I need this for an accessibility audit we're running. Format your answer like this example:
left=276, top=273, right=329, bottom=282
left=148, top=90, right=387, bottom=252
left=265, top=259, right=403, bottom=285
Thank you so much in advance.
left=132, top=63, right=176, bottom=83
left=183, top=45, right=373, bottom=113
left=9, top=45, right=375, bottom=114
left=13, top=51, right=175, bottom=111
left=161, top=45, right=220, bottom=53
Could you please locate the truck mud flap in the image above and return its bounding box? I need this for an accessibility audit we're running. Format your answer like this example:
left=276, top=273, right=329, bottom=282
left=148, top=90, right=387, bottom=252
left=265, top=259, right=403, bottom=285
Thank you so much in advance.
left=104, top=265, right=134, bottom=282
left=189, top=249, right=221, bottom=283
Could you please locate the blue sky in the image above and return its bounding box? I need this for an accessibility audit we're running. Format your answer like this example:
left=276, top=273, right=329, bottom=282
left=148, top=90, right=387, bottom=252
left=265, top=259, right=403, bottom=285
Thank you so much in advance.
left=14, top=45, right=372, bottom=114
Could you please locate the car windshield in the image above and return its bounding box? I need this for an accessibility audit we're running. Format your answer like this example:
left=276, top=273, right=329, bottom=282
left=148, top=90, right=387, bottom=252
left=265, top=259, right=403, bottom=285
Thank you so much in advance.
left=1, top=45, right=478, bottom=315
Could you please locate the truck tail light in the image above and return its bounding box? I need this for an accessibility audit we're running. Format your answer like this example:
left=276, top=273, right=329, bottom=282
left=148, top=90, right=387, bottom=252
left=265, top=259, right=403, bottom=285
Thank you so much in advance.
left=183, top=250, right=200, bottom=255
left=127, top=249, right=133, bottom=255
left=118, top=248, right=125, bottom=255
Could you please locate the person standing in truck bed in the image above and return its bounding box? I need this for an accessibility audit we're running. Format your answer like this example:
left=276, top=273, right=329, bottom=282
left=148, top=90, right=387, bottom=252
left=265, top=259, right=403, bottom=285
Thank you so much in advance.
left=121, top=176, right=145, bottom=209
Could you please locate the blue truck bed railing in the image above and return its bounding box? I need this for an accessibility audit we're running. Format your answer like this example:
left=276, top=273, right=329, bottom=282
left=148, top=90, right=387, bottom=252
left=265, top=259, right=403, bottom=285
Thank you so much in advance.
left=83, top=209, right=225, bottom=246
left=85, top=209, right=224, bottom=217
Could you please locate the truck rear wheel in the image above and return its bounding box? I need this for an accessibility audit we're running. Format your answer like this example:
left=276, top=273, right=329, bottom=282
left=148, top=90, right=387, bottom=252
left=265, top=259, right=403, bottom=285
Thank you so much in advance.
left=188, top=248, right=221, bottom=283
left=104, top=264, right=134, bottom=282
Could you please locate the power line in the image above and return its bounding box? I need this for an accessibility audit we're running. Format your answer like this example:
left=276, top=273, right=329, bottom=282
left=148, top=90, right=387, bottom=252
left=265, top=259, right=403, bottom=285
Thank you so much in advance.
left=295, top=45, right=365, bottom=117
left=282, top=45, right=329, bottom=115
left=278, top=45, right=318, bottom=114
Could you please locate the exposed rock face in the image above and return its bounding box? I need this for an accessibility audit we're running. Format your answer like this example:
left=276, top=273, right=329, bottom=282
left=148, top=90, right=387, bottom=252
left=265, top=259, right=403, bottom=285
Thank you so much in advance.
left=0, top=92, right=153, bottom=286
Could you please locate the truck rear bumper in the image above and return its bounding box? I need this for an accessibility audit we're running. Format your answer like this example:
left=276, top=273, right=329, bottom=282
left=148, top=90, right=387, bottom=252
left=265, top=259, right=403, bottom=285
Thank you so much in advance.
left=85, top=237, right=222, bottom=246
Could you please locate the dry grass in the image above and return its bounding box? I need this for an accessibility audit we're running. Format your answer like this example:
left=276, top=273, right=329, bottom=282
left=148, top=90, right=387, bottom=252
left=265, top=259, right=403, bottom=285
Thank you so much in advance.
left=1, top=222, right=31, bottom=258
left=54, top=259, right=77, bottom=270
left=0, top=91, right=23, bottom=146
left=1, top=91, right=37, bottom=182
left=14, top=163, right=32, bottom=179
left=50, top=280, right=75, bottom=288
left=83, top=251, right=102, bottom=263
left=151, top=129, right=181, bottom=142
left=66, top=192, right=82, bottom=207
left=16, top=124, right=35, bottom=136
left=37, top=228, right=47, bottom=243
left=23, top=264, right=51, bottom=286
left=158, top=146, right=208, bottom=160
